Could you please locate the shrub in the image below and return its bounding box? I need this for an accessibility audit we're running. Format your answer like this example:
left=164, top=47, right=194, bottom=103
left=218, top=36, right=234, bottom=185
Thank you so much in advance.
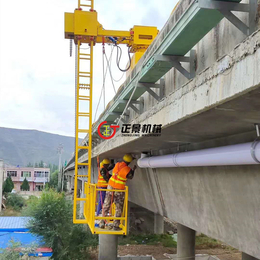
left=49, top=170, right=58, bottom=189
left=0, top=240, right=37, bottom=260
left=24, top=189, right=98, bottom=260
left=6, top=193, right=25, bottom=211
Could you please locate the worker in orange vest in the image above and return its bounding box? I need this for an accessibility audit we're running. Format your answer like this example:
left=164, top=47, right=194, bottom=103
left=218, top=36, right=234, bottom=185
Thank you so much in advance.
left=99, top=154, right=137, bottom=231
left=97, top=158, right=114, bottom=215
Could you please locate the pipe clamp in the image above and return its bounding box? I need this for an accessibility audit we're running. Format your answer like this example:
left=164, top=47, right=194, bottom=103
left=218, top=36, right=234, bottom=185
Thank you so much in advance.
left=250, top=140, right=260, bottom=164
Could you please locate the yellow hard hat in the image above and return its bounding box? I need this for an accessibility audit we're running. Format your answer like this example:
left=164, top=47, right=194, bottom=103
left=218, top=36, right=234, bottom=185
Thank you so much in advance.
left=123, top=154, right=133, bottom=163
left=100, top=162, right=104, bottom=167
left=102, top=158, right=110, bottom=165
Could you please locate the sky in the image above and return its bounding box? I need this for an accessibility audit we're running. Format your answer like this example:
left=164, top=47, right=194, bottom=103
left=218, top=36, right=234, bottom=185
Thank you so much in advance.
left=0, top=0, right=178, bottom=137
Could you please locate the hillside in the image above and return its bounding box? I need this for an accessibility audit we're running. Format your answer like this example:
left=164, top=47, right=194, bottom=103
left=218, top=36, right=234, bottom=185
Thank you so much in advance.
left=0, top=127, right=77, bottom=167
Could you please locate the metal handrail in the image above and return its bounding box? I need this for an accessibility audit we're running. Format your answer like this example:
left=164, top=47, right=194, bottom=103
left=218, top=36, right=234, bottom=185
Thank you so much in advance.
left=83, top=183, right=128, bottom=235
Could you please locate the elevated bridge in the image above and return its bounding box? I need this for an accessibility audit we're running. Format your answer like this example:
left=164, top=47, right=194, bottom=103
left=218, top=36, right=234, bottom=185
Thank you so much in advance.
left=65, top=1, right=260, bottom=259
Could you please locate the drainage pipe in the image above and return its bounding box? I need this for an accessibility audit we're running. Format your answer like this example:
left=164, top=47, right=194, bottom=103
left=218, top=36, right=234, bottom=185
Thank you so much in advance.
left=137, top=142, right=260, bottom=168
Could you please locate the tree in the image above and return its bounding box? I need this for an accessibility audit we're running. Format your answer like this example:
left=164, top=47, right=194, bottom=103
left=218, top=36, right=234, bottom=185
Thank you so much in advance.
left=21, top=178, right=30, bottom=191
left=3, top=176, right=14, bottom=193
left=24, top=190, right=98, bottom=260
left=48, top=163, right=58, bottom=173
left=49, top=170, right=59, bottom=189
left=39, top=160, right=44, bottom=168
left=27, top=162, right=33, bottom=167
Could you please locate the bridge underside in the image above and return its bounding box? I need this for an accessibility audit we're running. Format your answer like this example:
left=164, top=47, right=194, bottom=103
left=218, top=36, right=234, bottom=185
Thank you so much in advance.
left=93, top=30, right=260, bottom=160
left=101, top=85, right=260, bottom=158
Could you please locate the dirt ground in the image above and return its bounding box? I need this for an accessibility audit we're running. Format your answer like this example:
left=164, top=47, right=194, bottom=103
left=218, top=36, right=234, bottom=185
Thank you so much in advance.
left=196, top=249, right=241, bottom=260
left=91, top=245, right=241, bottom=260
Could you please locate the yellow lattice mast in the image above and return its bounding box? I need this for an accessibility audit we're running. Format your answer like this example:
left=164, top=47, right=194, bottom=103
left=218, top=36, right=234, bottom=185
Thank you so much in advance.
left=72, top=0, right=94, bottom=224
left=65, top=0, right=158, bottom=232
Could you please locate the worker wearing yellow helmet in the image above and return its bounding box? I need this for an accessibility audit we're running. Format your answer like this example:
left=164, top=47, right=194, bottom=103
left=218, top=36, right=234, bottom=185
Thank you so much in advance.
left=97, top=158, right=115, bottom=215
left=100, top=154, right=137, bottom=231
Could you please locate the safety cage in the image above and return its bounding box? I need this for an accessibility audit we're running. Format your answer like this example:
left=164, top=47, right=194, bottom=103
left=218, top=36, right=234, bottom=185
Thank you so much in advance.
left=76, top=183, right=129, bottom=235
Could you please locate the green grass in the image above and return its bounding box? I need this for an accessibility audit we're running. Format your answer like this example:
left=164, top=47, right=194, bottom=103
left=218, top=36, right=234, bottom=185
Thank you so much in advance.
left=196, top=234, right=222, bottom=249
left=0, top=206, right=22, bottom=216
left=119, top=234, right=177, bottom=248
left=119, top=233, right=230, bottom=249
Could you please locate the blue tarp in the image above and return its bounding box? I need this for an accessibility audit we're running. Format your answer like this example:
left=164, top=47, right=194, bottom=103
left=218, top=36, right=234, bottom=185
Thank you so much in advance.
left=0, top=232, right=41, bottom=248
left=0, top=217, right=53, bottom=257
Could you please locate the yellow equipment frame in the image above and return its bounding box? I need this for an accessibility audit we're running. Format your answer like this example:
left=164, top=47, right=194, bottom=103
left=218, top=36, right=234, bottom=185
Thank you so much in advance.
left=65, top=1, right=158, bottom=69
left=65, top=0, right=156, bottom=233
left=73, top=0, right=94, bottom=224
left=84, top=183, right=129, bottom=235
left=73, top=39, right=93, bottom=224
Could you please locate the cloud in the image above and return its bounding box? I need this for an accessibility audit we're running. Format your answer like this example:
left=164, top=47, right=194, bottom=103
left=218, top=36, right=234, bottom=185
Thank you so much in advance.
left=0, top=0, right=178, bottom=137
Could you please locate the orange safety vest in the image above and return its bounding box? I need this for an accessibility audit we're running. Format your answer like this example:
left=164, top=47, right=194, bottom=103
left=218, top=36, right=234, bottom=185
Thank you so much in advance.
left=108, top=162, right=130, bottom=190
left=97, top=166, right=110, bottom=188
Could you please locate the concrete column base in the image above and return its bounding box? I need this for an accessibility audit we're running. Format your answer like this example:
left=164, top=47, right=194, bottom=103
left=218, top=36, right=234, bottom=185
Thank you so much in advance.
left=177, top=224, right=196, bottom=260
left=99, top=234, right=118, bottom=260
left=242, top=253, right=259, bottom=260
left=79, top=180, right=84, bottom=216
left=154, top=213, right=164, bottom=234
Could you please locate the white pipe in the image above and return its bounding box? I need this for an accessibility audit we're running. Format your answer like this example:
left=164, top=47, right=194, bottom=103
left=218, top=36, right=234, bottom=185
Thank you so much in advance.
left=137, top=142, right=260, bottom=168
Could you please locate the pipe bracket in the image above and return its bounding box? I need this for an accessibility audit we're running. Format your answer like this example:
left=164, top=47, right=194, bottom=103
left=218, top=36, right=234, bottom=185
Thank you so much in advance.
left=173, top=154, right=180, bottom=167
left=250, top=140, right=260, bottom=164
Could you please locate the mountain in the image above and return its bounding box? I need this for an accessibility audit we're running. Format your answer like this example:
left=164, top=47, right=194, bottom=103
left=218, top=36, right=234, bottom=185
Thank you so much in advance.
left=0, top=127, right=76, bottom=167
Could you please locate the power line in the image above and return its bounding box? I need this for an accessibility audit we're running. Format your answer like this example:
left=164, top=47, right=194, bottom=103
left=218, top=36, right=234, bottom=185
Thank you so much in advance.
left=107, top=46, right=125, bottom=82
left=93, top=45, right=114, bottom=122
left=104, top=51, right=117, bottom=94
left=93, top=46, right=153, bottom=156
left=116, top=47, right=152, bottom=126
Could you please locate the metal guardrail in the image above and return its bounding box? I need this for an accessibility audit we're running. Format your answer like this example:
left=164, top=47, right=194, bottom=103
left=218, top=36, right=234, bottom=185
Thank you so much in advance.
left=82, top=183, right=128, bottom=235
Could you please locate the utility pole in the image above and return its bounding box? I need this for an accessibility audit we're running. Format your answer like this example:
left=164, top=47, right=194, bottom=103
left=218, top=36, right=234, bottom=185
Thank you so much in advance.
left=57, top=144, right=63, bottom=191
left=0, top=160, right=4, bottom=212
left=61, top=167, right=64, bottom=191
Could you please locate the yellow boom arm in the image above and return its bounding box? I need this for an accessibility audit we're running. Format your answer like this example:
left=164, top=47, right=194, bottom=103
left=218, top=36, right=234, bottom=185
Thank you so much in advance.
left=65, top=9, right=158, bottom=54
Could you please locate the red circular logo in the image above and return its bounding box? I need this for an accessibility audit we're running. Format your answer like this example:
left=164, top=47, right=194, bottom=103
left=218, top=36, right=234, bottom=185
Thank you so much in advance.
left=98, top=121, right=120, bottom=139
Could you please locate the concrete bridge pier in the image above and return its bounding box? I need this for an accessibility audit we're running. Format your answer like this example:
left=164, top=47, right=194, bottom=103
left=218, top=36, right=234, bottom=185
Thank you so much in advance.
left=242, top=253, right=260, bottom=260
left=177, top=224, right=196, bottom=260
left=154, top=213, right=164, bottom=234
left=98, top=234, right=118, bottom=260
left=79, top=180, right=85, bottom=216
